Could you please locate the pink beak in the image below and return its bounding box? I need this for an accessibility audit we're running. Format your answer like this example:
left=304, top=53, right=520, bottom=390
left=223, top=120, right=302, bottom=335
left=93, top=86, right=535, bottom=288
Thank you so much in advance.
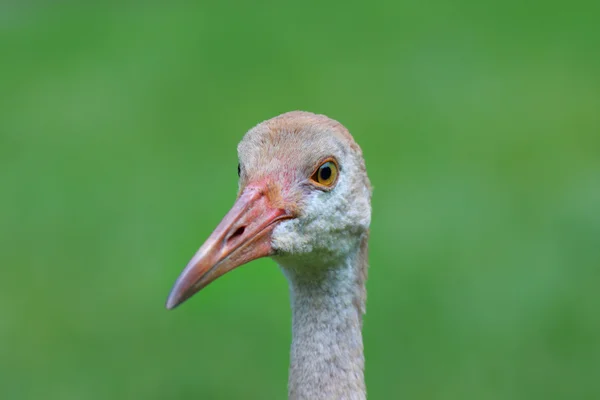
left=166, top=184, right=293, bottom=309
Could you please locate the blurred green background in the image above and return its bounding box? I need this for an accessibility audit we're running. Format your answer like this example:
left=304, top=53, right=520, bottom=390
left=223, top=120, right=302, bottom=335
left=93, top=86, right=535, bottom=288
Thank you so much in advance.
left=1, top=2, right=599, bottom=399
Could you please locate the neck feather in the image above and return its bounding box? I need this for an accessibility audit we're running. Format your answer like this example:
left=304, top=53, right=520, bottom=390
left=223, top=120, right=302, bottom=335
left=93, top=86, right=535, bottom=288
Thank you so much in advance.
left=279, top=235, right=368, bottom=400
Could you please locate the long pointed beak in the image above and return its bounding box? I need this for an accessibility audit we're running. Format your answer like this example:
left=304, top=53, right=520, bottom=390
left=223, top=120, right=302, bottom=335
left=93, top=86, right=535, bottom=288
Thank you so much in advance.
left=165, top=185, right=293, bottom=309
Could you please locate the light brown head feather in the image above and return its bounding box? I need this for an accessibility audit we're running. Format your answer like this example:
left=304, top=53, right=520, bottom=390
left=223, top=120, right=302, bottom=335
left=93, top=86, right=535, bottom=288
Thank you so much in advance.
left=237, top=111, right=371, bottom=216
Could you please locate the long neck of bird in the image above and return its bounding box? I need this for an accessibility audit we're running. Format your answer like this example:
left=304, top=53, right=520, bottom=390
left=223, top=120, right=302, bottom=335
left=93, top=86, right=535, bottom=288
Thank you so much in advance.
left=280, top=236, right=368, bottom=400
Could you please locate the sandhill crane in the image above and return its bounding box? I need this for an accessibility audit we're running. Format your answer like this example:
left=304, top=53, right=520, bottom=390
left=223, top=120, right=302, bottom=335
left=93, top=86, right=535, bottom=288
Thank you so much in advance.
left=166, top=111, right=372, bottom=400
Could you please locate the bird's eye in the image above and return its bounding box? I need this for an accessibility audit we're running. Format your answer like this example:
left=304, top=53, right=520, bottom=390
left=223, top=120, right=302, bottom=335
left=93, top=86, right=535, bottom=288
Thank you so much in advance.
left=310, top=159, right=339, bottom=188
left=237, top=163, right=241, bottom=177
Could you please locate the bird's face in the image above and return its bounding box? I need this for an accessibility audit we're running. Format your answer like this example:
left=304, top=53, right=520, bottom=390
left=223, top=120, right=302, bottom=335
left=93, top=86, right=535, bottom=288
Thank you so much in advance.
left=166, top=112, right=371, bottom=309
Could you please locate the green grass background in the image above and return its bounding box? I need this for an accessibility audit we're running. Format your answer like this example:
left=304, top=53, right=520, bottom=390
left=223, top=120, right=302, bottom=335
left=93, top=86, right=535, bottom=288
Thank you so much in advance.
left=1, top=3, right=599, bottom=399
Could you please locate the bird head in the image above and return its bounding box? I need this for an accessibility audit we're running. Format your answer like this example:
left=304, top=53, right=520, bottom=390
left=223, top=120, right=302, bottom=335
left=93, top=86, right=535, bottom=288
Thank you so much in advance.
left=166, top=111, right=371, bottom=309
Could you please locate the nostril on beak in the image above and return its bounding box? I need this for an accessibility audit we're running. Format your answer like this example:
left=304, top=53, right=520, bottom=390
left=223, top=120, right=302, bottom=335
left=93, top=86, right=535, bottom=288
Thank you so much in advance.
left=228, top=226, right=245, bottom=242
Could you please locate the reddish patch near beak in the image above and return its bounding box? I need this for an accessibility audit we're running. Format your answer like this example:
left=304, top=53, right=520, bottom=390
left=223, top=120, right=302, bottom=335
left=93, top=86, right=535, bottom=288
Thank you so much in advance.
left=165, top=185, right=293, bottom=309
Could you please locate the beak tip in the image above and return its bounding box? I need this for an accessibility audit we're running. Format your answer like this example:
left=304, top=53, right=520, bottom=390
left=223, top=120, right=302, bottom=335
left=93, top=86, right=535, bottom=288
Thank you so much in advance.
left=165, top=299, right=176, bottom=310
left=165, top=290, right=183, bottom=310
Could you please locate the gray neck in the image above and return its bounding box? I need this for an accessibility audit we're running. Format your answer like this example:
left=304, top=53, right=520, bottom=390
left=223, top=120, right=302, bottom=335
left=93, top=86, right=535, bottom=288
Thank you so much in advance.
left=279, top=241, right=368, bottom=400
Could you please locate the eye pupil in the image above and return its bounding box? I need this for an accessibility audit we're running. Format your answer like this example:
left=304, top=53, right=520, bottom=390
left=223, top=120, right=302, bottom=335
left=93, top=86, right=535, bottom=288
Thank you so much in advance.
left=320, top=166, right=332, bottom=181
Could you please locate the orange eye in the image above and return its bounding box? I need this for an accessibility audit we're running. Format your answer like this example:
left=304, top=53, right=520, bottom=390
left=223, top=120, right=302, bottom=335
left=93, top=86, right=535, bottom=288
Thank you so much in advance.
left=311, top=159, right=339, bottom=188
